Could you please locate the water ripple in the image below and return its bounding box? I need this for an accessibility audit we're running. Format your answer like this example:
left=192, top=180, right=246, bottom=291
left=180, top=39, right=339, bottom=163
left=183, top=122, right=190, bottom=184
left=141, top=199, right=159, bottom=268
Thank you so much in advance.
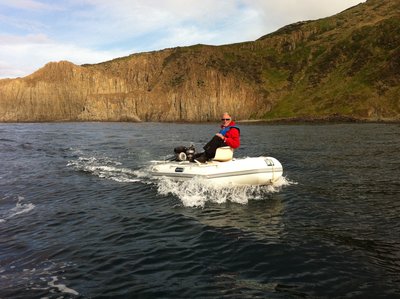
left=1, top=123, right=399, bottom=298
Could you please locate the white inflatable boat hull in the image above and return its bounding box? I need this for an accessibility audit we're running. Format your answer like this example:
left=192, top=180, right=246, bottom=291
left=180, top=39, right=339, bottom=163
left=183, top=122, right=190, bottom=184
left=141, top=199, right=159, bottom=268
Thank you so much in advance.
left=150, top=157, right=283, bottom=186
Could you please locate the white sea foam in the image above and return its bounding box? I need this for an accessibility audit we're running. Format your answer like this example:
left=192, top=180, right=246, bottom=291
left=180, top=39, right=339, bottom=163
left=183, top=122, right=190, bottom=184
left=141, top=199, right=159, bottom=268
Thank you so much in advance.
left=0, top=196, right=35, bottom=223
left=10, top=198, right=35, bottom=217
left=48, top=276, right=79, bottom=296
left=156, top=176, right=294, bottom=208
left=67, top=154, right=141, bottom=183
left=1, top=260, right=79, bottom=297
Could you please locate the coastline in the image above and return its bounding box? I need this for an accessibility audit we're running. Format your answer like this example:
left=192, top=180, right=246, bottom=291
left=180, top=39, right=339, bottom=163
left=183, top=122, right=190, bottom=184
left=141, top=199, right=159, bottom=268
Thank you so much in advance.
left=238, top=115, right=400, bottom=124
left=1, top=115, right=399, bottom=124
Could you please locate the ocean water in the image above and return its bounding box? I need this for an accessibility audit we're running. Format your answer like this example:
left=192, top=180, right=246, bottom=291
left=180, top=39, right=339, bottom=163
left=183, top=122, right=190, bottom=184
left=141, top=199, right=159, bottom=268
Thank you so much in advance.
left=0, top=122, right=399, bottom=298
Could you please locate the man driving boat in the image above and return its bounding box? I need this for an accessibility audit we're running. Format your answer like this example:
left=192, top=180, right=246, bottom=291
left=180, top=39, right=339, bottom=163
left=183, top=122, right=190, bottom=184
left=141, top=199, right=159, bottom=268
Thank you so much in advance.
left=194, top=112, right=240, bottom=163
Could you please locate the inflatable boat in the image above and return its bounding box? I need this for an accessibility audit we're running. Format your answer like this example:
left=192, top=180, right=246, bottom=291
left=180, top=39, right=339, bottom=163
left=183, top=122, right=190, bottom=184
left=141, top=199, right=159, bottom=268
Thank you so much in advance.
left=150, top=147, right=283, bottom=186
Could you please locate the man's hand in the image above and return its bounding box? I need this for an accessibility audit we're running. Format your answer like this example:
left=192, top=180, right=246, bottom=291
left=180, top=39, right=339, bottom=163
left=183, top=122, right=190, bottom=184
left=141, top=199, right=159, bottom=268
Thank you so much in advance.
left=216, top=133, right=224, bottom=140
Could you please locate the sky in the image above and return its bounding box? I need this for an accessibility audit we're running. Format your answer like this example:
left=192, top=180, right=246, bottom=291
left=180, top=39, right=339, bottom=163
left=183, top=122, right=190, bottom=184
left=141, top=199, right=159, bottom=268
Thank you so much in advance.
left=0, top=0, right=366, bottom=79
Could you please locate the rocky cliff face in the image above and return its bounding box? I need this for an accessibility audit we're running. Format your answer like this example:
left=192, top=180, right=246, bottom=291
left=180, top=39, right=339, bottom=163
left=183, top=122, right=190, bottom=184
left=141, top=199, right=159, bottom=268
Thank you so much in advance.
left=1, top=0, right=399, bottom=122
left=0, top=49, right=267, bottom=122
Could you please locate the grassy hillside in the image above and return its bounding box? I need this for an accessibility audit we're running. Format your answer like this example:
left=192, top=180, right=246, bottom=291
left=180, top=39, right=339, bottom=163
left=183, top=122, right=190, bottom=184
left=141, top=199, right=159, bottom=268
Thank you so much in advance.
left=238, top=0, right=399, bottom=120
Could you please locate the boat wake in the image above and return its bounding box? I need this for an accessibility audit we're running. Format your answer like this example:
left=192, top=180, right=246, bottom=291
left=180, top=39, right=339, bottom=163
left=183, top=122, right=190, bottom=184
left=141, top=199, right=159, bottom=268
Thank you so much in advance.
left=67, top=150, right=295, bottom=207
left=67, top=151, right=144, bottom=183
left=155, top=176, right=294, bottom=207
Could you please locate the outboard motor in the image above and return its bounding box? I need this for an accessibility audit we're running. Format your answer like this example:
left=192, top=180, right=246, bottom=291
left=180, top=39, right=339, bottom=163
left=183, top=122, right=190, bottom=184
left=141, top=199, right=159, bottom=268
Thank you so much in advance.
left=174, top=146, right=187, bottom=154
left=173, top=145, right=196, bottom=161
left=174, top=146, right=187, bottom=161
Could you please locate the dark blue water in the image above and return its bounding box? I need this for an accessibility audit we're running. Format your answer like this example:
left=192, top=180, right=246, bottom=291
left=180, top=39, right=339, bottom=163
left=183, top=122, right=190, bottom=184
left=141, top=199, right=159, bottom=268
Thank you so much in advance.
left=1, top=122, right=399, bottom=298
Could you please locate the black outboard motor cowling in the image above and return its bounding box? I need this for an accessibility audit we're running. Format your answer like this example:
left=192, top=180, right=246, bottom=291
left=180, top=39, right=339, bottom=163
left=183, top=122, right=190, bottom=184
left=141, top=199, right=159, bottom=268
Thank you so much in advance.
left=173, top=145, right=196, bottom=161
left=174, top=146, right=187, bottom=154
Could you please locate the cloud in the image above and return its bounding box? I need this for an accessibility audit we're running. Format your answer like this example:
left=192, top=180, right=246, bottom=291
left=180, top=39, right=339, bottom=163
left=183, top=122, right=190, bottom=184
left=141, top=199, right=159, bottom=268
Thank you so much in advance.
left=0, top=0, right=61, bottom=11
left=0, top=12, right=46, bottom=33
left=57, top=0, right=366, bottom=49
left=0, top=33, right=130, bottom=78
left=60, top=0, right=240, bottom=48
left=0, top=33, right=49, bottom=44
left=0, top=0, right=366, bottom=78
left=244, top=0, right=366, bottom=32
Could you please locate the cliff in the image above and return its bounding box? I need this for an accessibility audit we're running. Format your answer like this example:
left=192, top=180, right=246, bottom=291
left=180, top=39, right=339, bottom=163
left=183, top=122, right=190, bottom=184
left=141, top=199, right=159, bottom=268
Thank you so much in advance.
left=0, top=49, right=265, bottom=122
left=0, top=0, right=399, bottom=122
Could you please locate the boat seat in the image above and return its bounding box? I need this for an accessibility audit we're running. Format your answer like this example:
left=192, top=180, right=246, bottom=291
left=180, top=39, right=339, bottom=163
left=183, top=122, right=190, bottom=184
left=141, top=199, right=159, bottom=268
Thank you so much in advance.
left=213, top=146, right=234, bottom=162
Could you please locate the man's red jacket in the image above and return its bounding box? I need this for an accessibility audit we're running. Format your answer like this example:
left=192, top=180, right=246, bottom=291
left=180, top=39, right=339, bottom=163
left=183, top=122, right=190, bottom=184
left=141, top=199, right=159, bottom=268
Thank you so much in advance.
left=221, top=121, right=240, bottom=149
